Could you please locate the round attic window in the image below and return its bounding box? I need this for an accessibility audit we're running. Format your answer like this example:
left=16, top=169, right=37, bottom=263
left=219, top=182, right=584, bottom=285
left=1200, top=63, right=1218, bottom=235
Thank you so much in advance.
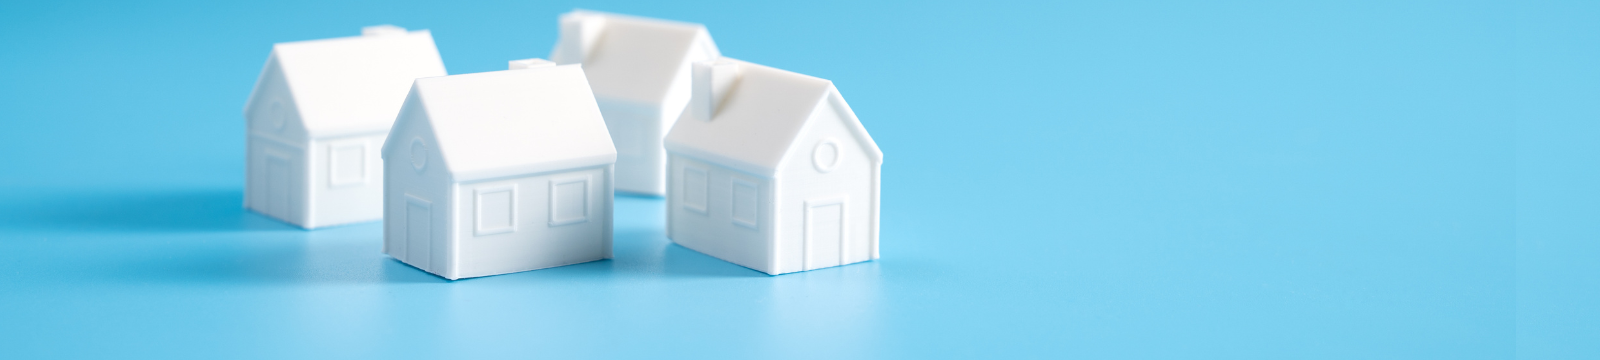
left=812, top=139, right=840, bottom=173
left=267, top=101, right=286, bottom=130
left=410, top=138, right=427, bottom=171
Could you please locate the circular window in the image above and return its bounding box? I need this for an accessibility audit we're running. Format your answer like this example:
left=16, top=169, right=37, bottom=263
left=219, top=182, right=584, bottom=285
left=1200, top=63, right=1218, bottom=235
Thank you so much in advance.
left=812, top=139, right=840, bottom=173
left=267, top=101, right=286, bottom=130
left=410, top=138, right=428, bottom=171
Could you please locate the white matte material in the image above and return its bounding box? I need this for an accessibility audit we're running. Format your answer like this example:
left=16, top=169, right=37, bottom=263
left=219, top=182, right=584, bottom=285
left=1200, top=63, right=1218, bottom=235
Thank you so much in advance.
left=664, top=58, right=883, bottom=275
left=243, top=26, right=447, bottom=229
left=549, top=10, right=720, bottom=196
left=380, top=63, right=616, bottom=280
left=508, top=58, right=556, bottom=70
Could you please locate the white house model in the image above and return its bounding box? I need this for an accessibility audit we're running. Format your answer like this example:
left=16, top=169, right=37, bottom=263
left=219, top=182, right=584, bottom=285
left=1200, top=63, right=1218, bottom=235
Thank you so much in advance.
left=243, top=25, right=447, bottom=229
left=549, top=10, right=720, bottom=196
left=381, top=59, right=616, bottom=280
left=664, top=58, right=882, bottom=275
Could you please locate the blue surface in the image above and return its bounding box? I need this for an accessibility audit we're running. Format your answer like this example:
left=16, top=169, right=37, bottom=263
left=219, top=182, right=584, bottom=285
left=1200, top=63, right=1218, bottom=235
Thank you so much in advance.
left=0, top=0, right=1590, bottom=358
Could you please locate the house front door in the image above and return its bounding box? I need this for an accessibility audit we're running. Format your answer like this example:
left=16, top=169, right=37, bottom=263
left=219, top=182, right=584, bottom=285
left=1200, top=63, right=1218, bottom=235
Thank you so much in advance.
left=805, top=198, right=846, bottom=270
left=265, top=153, right=291, bottom=219
left=406, top=195, right=432, bottom=271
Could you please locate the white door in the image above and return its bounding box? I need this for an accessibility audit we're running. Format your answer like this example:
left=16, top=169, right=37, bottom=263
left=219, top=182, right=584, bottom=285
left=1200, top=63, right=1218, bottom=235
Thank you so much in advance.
left=265, top=153, right=291, bottom=219
left=805, top=198, right=846, bottom=270
left=406, top=195, right=432, bottom=270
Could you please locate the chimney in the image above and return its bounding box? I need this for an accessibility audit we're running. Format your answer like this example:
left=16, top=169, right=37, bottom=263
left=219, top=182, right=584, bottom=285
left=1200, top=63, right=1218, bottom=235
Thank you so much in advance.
left=509, top=58, right=557, bottom=70
left=555, top=12, right=607, bottom=63
left=689, top=58, right=742, bottom=122
left=361, top=25, right=408, bottom=37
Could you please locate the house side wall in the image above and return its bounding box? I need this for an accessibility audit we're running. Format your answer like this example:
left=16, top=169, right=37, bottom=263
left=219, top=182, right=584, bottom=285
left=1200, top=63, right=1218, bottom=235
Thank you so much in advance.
left=772, top=96, right=879, bottom=274
left=596, top=38, right=714, bottom=197
left=597, top=97, right=667, bottom=195
left=666, top=153, right=773, bottom=274
left=382, top=105, right=455, bottom=279
left=450, top=166, right=612, bottom=279
left=304, top=133, right=386, bottom=228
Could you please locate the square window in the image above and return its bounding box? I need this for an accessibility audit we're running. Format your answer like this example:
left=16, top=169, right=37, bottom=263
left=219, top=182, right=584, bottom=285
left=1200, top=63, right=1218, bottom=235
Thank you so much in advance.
left=475, top=186, right=516, bottom=236
left=683, top=167, right=708, bottom=214
left=732, top=178, right=757, bottom=229
left=550, top=177, right=589, bottom=226
left=330, top=142, right=366, bottom=187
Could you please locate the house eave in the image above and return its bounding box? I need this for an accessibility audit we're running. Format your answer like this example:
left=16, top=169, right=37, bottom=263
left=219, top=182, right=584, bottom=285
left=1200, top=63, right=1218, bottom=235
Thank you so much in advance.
left=448, top=153, right=619, bottom=183
left=663, top=143, right=777, bottom=178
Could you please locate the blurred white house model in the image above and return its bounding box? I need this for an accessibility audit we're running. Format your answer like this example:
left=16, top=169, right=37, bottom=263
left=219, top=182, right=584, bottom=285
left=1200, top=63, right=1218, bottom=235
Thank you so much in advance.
left=381, top=59, right=616, bottom=280
left=549, top=10, right=720, bottom=196
left=242, top=25, right=447, bottom=229
left=664, top=58, right=882, bottom=275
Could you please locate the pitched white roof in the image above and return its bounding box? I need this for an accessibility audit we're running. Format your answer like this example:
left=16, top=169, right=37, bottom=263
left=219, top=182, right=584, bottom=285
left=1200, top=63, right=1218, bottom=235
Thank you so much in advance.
left=549, top=10, right=719, bottom=106
left=271, top=29, right=446, bottom=137
left=664, top=58, right=881, bottom=176
left=403, top=64, right=616, bottom=181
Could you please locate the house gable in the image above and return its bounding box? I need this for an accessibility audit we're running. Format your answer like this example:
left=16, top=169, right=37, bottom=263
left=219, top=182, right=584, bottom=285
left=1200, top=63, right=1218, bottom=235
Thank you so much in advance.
left=243, top=53, right=309, bottom=143
left=774, top=88, right=883, bottom=175
left=381, top=86, right=452, bottom=185
left=381, top=86, right=457, bottom=277
left=769, top=89, right=882, bottom=274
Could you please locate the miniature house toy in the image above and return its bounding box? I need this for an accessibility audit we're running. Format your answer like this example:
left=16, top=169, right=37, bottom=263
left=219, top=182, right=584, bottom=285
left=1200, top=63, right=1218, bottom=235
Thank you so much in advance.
left=549, top=10, right=720, bottom=196
left=664, top=58, right=882, bottom=275
left=381, top=59, right=616, bottom=280
left=243, top=25, right=447, bottom=229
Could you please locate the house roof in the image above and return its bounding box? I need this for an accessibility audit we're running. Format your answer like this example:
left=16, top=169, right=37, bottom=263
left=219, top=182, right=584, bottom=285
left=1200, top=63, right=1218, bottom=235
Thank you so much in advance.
left=549, top=10, right=719, bottom=106
left=664, top=58, right=881, bottom=176
left=403, top=64, right=616, bottom=182
left=271, top=29, right=446, bottom=137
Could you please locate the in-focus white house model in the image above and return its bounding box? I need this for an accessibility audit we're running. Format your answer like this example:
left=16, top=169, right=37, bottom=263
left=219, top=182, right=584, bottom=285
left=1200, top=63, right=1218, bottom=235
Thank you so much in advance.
left=381, top=59, right=616, bottom=280
left=664, top=58, right=882, bottom=275
left=549, top=10, right=720, bottom=196
left=243, top=25, right=447, bottom=229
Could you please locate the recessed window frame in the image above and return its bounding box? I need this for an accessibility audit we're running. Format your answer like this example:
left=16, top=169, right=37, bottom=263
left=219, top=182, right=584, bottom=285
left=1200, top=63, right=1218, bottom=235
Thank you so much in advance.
left=731, top=178, right=758, bottom=229
left=683, top=166, right=709, bottom=215
left=474, top=184, right=517, bottom=236
left=549, top=176, right=590, bottom=227
left=329, top=141, right=367, bottom=187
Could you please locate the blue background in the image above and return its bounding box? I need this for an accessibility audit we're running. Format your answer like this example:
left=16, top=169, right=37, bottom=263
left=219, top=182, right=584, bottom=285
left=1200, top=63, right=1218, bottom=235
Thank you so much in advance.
left=0, top=0, right=1591, bottom=358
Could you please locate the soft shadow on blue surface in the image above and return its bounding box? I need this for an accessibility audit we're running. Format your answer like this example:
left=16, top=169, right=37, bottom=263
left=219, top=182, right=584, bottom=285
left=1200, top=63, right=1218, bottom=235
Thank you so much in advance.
left=0, top=188, right=297, bottom=233
left=0, top=0, right=1572, bottom=358
left=0, top=193, right=770, bottom=288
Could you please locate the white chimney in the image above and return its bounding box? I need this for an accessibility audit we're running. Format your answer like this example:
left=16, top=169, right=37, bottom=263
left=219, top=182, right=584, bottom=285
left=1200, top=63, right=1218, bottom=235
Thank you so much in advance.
left=361, top=25, right=408, bottom=37
left=509, top=58, right=557, bottom=70
left=690, top=58, right=743, bottom=122
left=554, top=12, right=607, bottom=63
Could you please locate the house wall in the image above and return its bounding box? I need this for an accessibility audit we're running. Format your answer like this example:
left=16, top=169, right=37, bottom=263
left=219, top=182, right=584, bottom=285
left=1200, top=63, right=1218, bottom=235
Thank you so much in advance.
left=597, top=97, right=668, bottom=196
left=243, top=57, right=311, bottom=226
left=450, top=165, right=613, bottom=279
left=595, top=37, right=708, bottom=197
left=245, top=134, right=307, bottom=226
left=304, top=132, right=385, bottom=228
left=382, top=101, right=455, bottom=279
left=666, top=154, right=774, bottom=274
left=771, top=96, right=879, bottom=274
